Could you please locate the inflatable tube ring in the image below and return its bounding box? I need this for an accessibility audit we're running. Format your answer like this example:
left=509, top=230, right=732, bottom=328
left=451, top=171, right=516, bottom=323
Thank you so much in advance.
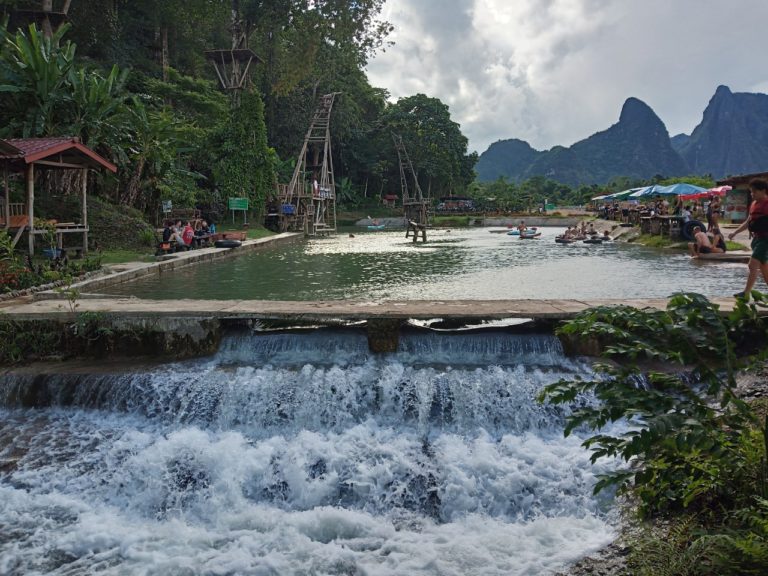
left=215, top=239, right=242, bottom=249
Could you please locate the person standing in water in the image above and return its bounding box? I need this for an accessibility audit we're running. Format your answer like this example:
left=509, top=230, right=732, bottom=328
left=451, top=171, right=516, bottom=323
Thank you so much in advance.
left=729, top=178, right=768, bottom=300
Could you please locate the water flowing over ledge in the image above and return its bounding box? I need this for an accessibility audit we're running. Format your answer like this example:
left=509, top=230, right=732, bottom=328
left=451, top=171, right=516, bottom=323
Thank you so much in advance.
left=0, top=331, right=620, bottom=575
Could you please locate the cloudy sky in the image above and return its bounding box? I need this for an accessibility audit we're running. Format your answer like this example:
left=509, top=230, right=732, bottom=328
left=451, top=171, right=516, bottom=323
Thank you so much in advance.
left=366, top=0, right=768, bottom=154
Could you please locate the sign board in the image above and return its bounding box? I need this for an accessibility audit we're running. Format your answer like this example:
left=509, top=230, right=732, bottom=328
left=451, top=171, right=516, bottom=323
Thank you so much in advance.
left=228, top=197, right=249, bottom=225
left=228, top=198, right=249, bottom=211
left=161, top=200, right=172, bottom=213
left=724, top=189, right=749, bottom=223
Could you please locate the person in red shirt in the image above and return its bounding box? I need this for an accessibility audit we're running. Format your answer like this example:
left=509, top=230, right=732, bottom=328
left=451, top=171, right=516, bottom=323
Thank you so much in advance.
left=181, top=221, right=195, bottom=249
left=729, top=178, right=768, bottom=299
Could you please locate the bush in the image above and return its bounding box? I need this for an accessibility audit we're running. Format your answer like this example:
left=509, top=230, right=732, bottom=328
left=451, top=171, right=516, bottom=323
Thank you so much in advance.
left=539, top=292, right=768, bottom=573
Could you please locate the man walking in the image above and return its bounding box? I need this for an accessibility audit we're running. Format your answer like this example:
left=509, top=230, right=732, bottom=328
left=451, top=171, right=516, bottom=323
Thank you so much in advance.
left=729, top=178, right=768, bottom=300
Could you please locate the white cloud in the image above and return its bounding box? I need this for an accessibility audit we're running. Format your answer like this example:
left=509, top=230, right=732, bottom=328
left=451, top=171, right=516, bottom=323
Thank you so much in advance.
left=367, top=0, right=768, bottom=154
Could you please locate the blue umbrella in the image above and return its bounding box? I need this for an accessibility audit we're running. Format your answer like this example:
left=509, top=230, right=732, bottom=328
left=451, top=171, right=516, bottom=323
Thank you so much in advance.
left=629, top=184, right=668, bottom=198
left=658, top=183, right=707, bottom=196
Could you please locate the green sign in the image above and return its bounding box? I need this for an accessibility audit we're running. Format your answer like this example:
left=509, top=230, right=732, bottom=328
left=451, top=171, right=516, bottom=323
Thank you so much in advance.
left=545, top=203, right=556, bottom=211
left=228, top=197, right=249, bottom=210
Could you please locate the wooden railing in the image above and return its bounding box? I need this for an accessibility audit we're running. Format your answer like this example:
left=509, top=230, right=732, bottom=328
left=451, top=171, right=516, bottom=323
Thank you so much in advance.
left=0, top=203, right=26, bottom=226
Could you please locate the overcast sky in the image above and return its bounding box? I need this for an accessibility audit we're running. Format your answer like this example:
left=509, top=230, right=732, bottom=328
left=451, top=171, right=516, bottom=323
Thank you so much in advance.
left=366, top=0, right=768, bottom=154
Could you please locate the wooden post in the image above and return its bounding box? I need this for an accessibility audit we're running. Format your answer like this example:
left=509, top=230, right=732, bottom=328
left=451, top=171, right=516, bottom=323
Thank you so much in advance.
left=41, top=0, right=54, bottom=38
left=3, top=164, right=9, bottom=231
left=81, top=168, right=89, bottom=253
left=26, top=163, right=34, bottom=256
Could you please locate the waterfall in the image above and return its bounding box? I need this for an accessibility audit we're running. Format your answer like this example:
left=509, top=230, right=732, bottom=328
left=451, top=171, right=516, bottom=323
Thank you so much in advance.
left=0, top=331, right=618, bottom=576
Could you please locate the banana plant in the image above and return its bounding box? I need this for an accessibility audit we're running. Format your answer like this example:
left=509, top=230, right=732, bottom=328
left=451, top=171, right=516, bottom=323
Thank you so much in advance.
left=0, top=23, right=75, bottom=136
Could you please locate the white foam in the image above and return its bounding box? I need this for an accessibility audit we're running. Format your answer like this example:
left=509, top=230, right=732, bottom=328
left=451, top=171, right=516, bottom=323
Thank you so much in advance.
left=0, top=350, right=618, bottom=575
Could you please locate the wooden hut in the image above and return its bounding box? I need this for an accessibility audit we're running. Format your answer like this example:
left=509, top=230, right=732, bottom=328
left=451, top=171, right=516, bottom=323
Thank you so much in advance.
left=718, top=171, right=768, bottom=223
left=0, top=137, right=117, bottom=256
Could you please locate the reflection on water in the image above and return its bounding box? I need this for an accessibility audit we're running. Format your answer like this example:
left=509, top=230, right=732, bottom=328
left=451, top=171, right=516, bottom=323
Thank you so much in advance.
left=104, top=227, right=746, bottom=300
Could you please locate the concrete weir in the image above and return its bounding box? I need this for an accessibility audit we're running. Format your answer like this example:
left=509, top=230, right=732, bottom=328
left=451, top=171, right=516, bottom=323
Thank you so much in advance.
left=0, top=296, right=753, bottom=357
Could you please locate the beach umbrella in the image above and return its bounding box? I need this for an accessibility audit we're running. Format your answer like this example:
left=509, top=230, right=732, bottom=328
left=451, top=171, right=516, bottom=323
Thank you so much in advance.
left=658, top=183, right=707, bottom=196
left=604, top=188, right=642, bottom=200
left=679, top=186, right=730, bottom=201
left=629, top=184, right=667, bottom=198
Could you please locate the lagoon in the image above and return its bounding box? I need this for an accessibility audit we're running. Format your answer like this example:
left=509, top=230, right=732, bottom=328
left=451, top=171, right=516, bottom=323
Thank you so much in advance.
left=104, top=227, right=745, bottom=301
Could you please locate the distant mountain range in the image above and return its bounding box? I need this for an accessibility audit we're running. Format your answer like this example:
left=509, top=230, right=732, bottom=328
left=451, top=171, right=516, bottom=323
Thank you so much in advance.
left=475, top=85, right=768, bottom=185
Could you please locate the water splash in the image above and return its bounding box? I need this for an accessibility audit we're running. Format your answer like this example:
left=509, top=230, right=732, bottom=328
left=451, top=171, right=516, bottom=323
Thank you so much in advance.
left=0, top=331, right=617, bottom=575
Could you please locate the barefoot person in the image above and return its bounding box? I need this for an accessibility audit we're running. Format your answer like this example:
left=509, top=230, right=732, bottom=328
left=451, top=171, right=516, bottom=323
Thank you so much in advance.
left=729, top=178, right=768, bottom=299
left=688, top=225, right=722, bottom=256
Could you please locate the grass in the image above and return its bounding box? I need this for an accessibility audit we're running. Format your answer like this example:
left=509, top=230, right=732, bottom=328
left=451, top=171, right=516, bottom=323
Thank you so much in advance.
left=631, top=234, right=748, bottom=252
left=216, top=223, right=275, bottom=239
left=432, top=215, right=471, bottom=227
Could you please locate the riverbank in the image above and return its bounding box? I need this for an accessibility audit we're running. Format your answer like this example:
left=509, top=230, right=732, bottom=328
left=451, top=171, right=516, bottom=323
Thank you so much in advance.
left=560, top=360, right=768, bottom=576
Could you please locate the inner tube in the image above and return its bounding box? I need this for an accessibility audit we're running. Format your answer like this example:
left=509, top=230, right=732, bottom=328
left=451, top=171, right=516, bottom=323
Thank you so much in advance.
left=583, top=238, right=603, bottom=244
left=214, top=239, right=242, bottom=249
left=555, top=237, right=573, bottom=244
left=682, top=220, right=705, bottom=241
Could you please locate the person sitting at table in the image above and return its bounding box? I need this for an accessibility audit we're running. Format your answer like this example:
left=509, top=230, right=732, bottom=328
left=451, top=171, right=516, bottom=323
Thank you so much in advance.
left=162, top=220, right=173, bottom=243
left=181, top=220, right=195, bottom=250
left=195, top=220, right=212, bottom=247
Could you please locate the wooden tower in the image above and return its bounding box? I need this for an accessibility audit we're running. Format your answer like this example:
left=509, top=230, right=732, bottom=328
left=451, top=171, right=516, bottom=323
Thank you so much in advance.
left=204, top=0, right=261, bottom=105
left=9, top=1, right=71, bottom=38
left=392, top=133, right=429, bottom=242
left=278, top=93, right=339, bottom=236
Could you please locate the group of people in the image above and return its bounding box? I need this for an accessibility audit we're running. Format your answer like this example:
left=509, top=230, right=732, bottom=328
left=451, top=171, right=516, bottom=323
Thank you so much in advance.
left=688, top=225, right=727, bottom=256
left=161, top=219, right=216, bottom=252
left=559, top=222, right=611, bottom=241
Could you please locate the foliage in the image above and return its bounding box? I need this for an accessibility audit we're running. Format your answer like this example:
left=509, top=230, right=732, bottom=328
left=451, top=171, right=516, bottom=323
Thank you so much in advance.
left=374, top=94, right=477, bottom=199
left=658, top=175, right=716, bottom=189
left=540, top=293, right=768, bottom=572
left=0, top=319, right=61, bottom=364
left=539, top=293, right=768, bottom=515
left=211, top=90, right=276, bottom=220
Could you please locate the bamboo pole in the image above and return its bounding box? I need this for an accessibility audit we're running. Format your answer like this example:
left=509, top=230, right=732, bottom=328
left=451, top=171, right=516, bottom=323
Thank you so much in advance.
left=27, top=163, right=35, bottom=256
left=82, top=168, right=88, bottom=253
left=3, top=164, right=9, bottom=231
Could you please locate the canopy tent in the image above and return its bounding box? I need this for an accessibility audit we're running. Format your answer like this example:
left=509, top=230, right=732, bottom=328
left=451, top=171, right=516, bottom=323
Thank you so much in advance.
left=590, top=193, right=611, bottom=201
left=658, top=183, right=706, bottom=196
left=629, top=184, right=670, bottom=198
left=679, top=186, right=731, bottom=202
left=602, top=188, right=642, bottom=201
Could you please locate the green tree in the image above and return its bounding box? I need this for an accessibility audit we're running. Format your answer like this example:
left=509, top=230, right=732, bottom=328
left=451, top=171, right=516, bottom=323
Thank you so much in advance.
left=212, top=90, right=277, bottom=220
left=377, top=94, right=477, bottom=198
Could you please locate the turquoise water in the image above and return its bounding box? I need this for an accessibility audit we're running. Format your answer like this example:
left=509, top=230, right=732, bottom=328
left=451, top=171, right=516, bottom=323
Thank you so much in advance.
left=104, top=227, right=747, bottom=300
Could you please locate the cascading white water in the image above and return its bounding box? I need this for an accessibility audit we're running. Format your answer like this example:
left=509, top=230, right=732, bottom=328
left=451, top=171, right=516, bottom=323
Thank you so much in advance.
left=0, top=331, right=619, bottom=575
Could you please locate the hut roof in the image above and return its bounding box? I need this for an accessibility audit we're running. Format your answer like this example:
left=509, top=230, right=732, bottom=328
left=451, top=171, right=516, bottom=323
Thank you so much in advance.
left=0, top=137, right=117, bottom=172
left=717, top=171, right=768, bottom=188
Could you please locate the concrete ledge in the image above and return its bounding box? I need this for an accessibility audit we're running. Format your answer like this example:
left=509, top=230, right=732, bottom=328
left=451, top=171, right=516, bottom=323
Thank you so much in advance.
left=1, top=297, right=754, bottom=323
